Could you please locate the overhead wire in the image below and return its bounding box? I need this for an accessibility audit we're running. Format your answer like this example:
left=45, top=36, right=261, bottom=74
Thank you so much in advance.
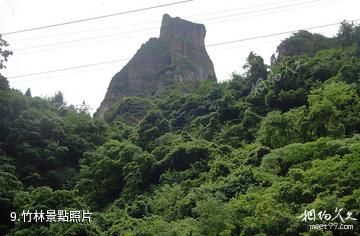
left=8, top=58, right=129, bottom=79
left=6, top=0, right=324, bottom=42
left=10, top=0, right=337, bottom=53
left=194, top=0, right=326, bottom=22
left=7, top=18, right=358, bottom=80
left=196, top=0, right=341, bottom=25
left=13, top=27, right=158, bottom=51
left=206, top=20, right=356, bottom=47
left=9, top=62, right=122, bottom=83
left=11, top=38, right=285, bottom=83
left=1, top=0, right=195, bottom=35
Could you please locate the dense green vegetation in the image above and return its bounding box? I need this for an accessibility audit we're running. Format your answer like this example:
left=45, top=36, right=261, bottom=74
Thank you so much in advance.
left=1, top=22, right=360, bottom=235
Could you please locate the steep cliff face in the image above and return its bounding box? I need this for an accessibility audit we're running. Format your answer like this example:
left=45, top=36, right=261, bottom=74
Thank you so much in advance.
left=96, top=14, right=216, bottom=117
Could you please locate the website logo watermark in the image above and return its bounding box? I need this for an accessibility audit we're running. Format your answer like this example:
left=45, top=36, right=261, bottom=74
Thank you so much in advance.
left=252, top=58, right=309, bottom=96
left=298, top=208, right=357, bottom=231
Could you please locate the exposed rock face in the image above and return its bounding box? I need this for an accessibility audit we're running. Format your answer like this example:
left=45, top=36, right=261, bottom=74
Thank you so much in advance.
left=96, top=14, right=216, bottom=117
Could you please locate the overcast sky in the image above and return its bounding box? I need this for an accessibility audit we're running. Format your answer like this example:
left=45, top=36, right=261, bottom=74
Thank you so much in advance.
left=0, top=0, right=359, bottom=113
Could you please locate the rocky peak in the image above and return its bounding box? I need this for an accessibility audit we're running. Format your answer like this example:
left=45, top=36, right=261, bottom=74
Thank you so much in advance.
left=96, top=14, right=216, bottom=118
left=160, top=14, right=206, bottom=48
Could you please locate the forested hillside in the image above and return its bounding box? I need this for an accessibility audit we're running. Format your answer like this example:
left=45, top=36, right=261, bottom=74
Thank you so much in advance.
left=0, top=21, right=360, bottom=235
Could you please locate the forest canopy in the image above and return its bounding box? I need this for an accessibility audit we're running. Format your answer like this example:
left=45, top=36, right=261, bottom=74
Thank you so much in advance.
left=0, top=21, right=360, bottom=235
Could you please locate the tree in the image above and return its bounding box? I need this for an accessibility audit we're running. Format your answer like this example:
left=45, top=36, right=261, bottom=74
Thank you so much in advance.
left=103, top=97, right=154, bottom=125
left=137, top=110, right=170, bottom=150
left=308, top=81, right=358, bottom=138
left=270, top=53, right=277, bottom=65
left=257, top=111, right=286, bottom=148
left=337, top=20, right=355, bottom=47
left=0, top=155, right=22, bottom=235
left=276, top=30, right=334, bottom=60
left=0, top=74, right=9, bottom=90
left=25, top=88, right=31, bottom=97
left=51, top=91, right=65, bottom=109
left=243, top=51, right=268, bottom=85
left=257, top=107, right=308, bottom=148
left=76, top=100, right=91, bottom=114
left=0, top=36, right=11, bottom=90
left=77, top=140, right=155, bottom=208
left=0, top=36, right=13, bottom=70
left=193, top=196, right=234, bottom=236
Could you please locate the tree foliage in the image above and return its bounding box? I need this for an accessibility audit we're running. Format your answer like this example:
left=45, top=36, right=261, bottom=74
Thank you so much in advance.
left=1, top=23, right=360, bottom=235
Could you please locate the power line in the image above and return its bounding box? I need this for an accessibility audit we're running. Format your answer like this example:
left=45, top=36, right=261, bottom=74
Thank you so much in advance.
left=200, top=0, right=340, bottom=26
left=10, top=0, right=335, bottom=52
left=207, top=38, right=284, bottom=53
left=9, top=22, right=157, bottom=43
left=9, top=39, right=284, bottom=82
left=12, top=39, right=284, bottom=83
left=14, top=27, right=157, bottom=51
left=13, top=7, right=349, bottom=57
left=8, top=58, right=129, bottom=79
left=13, top=32, right=152, bottom=56
left=197, top=0, right=326, bottom=23
left=7, top=18, right=356, bottom=80
left=188, top=0, right=317, bottom=18
left=6, top=0, right=320, bottom=42
left=207, top=19, right=359, bottom=47
left=1, top=0, right=194, bottom=35
left=10, top=63, right=120, bottom=83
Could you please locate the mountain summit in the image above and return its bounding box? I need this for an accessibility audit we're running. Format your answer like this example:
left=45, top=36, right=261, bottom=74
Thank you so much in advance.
left=96, top=14, right=216, bottom=117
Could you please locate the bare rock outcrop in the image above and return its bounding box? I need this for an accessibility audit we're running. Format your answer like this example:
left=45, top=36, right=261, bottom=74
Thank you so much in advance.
left=96, top=14, right=216, bottom=117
